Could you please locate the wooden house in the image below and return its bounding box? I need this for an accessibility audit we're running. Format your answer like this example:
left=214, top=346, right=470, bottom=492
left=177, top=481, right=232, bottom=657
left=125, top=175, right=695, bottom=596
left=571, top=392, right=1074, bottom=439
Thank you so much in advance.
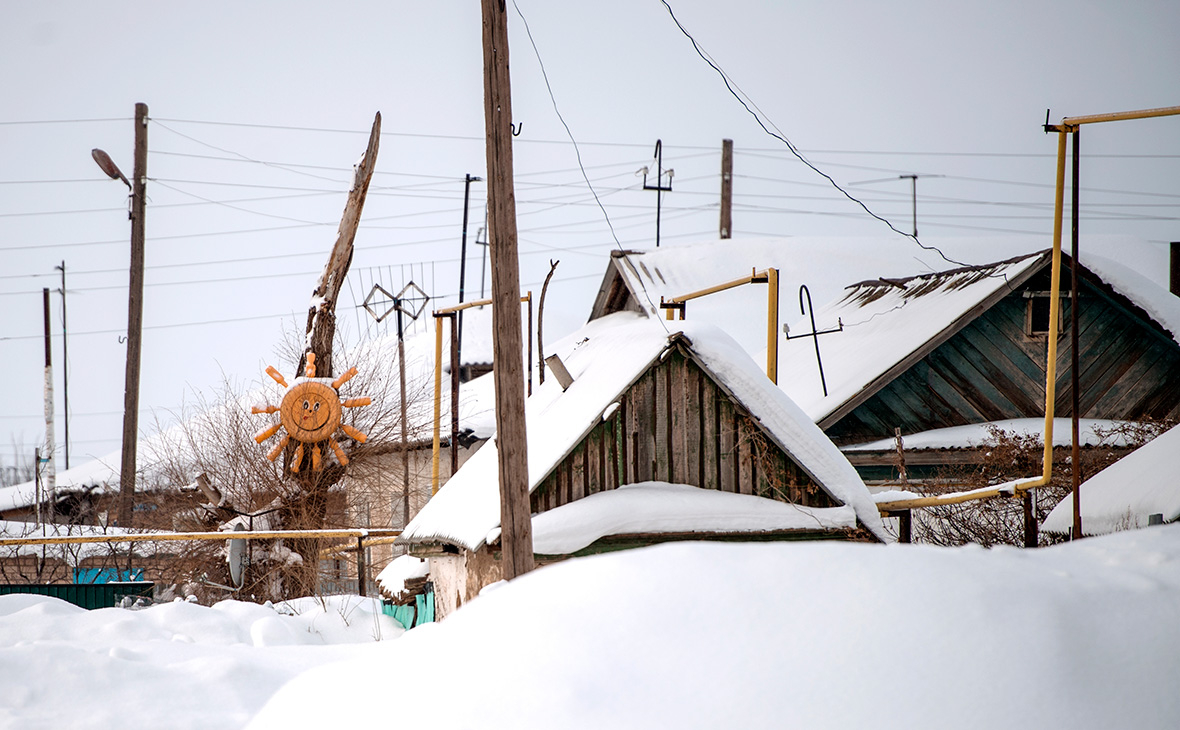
left=785, top=250, right=1180, bottom=443
left=398, top=313, right=887, bottom=618
left=589, top=238, right=1180, bottom=480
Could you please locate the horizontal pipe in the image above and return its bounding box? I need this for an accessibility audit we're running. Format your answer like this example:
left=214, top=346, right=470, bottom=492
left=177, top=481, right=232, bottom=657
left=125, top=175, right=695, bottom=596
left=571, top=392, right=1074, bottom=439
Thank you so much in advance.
left=1062, top=105, right=1180, bottom=127
left=0, top=527, right=401, bottom=548
left=876, top=476, right=1044, bottom=512
left=433, top=294, right=529, bottom=316
left=664, top=269, right=770, bottom=307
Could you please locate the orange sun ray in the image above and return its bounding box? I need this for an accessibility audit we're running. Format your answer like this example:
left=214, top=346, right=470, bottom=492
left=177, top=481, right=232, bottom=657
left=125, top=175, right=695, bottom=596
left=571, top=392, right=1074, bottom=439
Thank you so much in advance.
left=254, top=423, right=282, bottom=444
left=266, top=366, right=288, bottom=388
left=332, top=367, right=358, bottom=389
left=329, top=438, right=349, bottom=466
left=267, top=434, right=290, bottom=462
left=341, top=424, right=368, bottom=443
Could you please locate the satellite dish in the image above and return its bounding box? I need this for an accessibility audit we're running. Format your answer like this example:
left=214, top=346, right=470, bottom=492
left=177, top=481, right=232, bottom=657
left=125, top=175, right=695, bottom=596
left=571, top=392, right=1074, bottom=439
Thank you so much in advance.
left=227, top=524, right=247, bottom=589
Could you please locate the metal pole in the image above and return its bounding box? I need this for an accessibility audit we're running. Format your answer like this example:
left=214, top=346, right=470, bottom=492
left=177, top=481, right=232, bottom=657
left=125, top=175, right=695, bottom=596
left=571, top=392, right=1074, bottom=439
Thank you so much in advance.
left=56, top=261, right=69, bottom=469
left=458, top=174, right=481, bottom=360
left=1070, top=129, right=1082, bottom=540
left=527, top=292, right=533, bottom=396
left=656, top=145, right=663, bottom=248
left=450, top=313, right=460, bottom=476
left=397, top=308, right=409, bottom=528
left=356, top=536, right=366, bottom=597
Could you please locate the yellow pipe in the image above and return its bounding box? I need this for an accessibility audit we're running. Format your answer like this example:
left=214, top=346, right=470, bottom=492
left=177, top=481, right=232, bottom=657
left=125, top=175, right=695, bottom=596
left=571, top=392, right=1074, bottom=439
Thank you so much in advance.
left=876, top=477, right=1042, bottom=512
left=662, top=268, right=778, bottom=381
left=1062, top=105, right=1180, bottom=127
left=876, top=106, right=1180, bottom=517
left=431, top=315, right=444, bottom=494
left=876, top=132, right=1068, bottom=516
left=665, top=269, right=770, bottom=308
left=1037, top=129, right=1068, bottom=488
left=0, top=528, right=402, bottom=548
left=766, top=267, right=779, bottom=384
left=429, top=294, right=534, bottom=495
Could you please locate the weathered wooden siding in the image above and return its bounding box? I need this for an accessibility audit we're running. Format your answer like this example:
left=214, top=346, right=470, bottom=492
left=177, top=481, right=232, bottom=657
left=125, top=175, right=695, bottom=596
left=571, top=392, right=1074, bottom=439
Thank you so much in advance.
left=530, top=346, right=836, bottom=514
left=828, top=266, right=1180, bottom=444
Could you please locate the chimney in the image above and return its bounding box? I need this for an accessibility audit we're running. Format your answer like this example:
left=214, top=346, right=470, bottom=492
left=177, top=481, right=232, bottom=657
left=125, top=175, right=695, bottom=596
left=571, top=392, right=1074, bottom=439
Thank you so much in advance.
left=1171, top=242, right=1180, bottom=297
left=544, top=355, right=575, bottom=391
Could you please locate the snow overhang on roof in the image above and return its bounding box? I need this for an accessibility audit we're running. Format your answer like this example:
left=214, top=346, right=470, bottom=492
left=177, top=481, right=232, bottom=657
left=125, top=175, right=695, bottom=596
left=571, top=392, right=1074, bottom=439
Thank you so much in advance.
left=515, top=482, right=859, bottom=556
left=1043, top=423, right=1180, bottom=536
left=400, top=312, right=887, bottom=550
left=840, top=419, right=1145, bottom=453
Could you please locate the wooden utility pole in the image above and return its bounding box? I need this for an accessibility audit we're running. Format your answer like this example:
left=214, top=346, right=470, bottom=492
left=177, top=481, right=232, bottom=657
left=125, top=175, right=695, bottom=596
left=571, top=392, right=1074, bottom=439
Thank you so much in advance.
left=720, top=139, right=733, bottom=239
left=481, top=0, right=535, bottom=579
left=117, top=102, right=148, bottom=527
left=42, top=288, right=55, bottom=523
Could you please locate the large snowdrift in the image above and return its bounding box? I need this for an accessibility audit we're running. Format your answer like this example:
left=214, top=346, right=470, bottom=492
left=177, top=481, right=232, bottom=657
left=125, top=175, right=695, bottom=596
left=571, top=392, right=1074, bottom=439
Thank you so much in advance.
left=251, top=526, right=1180, bottom=730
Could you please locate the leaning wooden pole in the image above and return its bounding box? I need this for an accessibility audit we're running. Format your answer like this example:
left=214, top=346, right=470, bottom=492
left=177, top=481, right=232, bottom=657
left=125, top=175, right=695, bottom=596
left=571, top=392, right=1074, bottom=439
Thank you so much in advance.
left=481, top=0, right=534, bottom=578
left=301, top=112, right=382, bottom=379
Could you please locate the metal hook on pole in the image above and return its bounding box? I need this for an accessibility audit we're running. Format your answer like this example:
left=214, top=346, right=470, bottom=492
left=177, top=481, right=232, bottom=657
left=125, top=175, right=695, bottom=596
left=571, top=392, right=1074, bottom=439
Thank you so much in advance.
left=642, top=139, right=674, bottom=247
left=784, top=284, right=843, bottom=397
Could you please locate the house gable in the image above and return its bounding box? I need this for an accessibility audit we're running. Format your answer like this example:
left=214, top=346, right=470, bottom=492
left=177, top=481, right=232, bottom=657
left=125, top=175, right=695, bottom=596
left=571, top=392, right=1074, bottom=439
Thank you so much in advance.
left=826, top=255, right=1180, bottom=444
left=530, top=341, right=838, bottom=516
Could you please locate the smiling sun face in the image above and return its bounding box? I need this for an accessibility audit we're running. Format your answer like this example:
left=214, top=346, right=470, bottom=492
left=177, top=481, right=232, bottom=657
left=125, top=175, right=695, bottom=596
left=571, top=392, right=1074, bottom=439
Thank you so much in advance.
left=252, top=353, right=370, bottom=473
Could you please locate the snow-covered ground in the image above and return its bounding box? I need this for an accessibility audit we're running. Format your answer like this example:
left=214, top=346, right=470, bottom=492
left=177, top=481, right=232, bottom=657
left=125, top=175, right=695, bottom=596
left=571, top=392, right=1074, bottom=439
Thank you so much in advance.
left=0, top=595, right=403, bottom=729
left=5, top=526, right=1180, bottom=729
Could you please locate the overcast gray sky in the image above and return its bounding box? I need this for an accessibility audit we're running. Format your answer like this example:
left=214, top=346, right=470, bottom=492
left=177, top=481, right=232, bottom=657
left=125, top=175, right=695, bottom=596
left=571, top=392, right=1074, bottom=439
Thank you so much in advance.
left=2, top=0, right=1178, bottom=474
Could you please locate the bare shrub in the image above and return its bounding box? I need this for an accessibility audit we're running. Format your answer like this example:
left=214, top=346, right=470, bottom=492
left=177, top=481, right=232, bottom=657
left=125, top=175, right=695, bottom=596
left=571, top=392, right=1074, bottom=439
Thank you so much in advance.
left=910, top=419, right=1174, bottom=547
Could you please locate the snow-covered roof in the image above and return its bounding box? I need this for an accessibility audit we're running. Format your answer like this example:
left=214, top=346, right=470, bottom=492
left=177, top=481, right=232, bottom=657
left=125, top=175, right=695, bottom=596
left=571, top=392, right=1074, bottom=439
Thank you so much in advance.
left=592, top=235, right=1176, bottom=426
left=784, top=250, right=1180, bottom=425
left=0, top=452, right=121, bottom=513
left=375, top=554, right=429, bottom=596
left=781, top=253, right=1044, bottom=423
left=1043, top=424, right=1180, bottom=536
left=841, top=418, right=1144, bottom=452
left=522, top=481, right=858, bottom=555
left=401, top=312, right=886, bottom=550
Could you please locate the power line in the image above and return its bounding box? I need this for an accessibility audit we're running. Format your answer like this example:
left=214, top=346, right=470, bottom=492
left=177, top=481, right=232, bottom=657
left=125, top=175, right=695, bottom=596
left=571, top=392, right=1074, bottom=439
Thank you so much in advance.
left=656, top=0, right=968, bottom=266
left=0, top=118, right=128, bottom=126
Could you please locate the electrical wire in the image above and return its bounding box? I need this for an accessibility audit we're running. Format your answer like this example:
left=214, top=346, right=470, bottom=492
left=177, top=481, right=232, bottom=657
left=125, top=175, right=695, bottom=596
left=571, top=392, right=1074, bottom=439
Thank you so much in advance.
left=657, top=0, right=969, bottom=267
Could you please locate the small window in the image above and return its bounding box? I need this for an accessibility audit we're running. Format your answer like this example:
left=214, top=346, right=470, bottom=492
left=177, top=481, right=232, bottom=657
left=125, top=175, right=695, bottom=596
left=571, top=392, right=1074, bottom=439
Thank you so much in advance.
left=1025, top=293, right=1065, bottom=337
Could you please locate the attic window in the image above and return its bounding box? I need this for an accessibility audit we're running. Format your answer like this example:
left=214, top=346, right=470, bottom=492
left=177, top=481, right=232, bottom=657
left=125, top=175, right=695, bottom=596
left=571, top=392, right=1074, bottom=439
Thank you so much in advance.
left=1023, top=292, right=1065, bottom=337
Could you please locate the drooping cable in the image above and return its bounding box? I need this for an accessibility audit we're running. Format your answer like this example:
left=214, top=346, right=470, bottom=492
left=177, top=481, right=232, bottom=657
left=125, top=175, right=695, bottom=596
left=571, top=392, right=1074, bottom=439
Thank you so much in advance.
left=657, top=0, right=969, bottom=267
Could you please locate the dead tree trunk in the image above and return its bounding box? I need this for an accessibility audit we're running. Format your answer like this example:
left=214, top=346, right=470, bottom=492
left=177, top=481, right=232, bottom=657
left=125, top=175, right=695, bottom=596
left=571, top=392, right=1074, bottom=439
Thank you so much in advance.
left=284, top=112, right=382, bottom=597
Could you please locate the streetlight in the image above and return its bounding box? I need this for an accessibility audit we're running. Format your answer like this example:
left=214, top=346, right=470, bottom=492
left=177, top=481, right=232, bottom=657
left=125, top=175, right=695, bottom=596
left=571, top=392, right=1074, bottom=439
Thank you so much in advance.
left=92, top=102, right=148, bottom=528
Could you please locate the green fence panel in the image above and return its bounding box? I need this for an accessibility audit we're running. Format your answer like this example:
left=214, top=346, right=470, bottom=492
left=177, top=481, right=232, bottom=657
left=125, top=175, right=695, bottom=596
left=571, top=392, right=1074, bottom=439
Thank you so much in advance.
left=0, top=582, right=154, bottom=610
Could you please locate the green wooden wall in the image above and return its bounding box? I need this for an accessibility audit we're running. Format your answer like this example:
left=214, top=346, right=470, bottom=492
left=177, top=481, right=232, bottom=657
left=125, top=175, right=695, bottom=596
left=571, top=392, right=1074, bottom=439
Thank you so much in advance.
left=828, top=265, right=1180, bottom=444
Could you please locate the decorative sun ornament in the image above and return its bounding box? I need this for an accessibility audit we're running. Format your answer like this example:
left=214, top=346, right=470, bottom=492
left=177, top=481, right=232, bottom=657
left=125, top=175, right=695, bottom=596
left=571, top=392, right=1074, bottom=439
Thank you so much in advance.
left=252, top=353, right=370, bottom=472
